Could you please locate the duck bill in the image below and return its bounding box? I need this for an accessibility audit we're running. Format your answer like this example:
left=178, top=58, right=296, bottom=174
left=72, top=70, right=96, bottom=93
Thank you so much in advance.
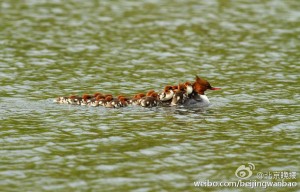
left=210, top=87, right=221, bottom=90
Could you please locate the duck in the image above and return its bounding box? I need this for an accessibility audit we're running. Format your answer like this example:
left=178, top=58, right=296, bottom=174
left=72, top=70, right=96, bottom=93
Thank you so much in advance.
left=55, top=96, right=69, bottom=104
left=158, top=85, right=175, bottom=106
left=183, top=75, right=221, bottom=107
left=80, top=94, right=93, bottom=106
left=107, top=95, right=129, bottom=108
left=159, top=85, right=174, bottom=101
left=184, top=81, right=193, bottom=96
left=102, top=95, right=114, bottom=108
left=55, top=95, right=82, bottom=105
left=140, top=91, right=160, bottom=107
left=116, top=96, right=129, bottom=108
left=88, top=94, right=104, bottom=107
left=170, top=83, right=188, bottom=106
left=68, top=95, right=82, bottom=105
left=130, top=93, right=146, bottom=105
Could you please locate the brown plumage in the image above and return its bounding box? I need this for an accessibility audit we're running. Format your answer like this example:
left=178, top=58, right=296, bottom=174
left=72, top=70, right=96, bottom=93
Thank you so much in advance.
left=140, top=92, right=159, bottom=107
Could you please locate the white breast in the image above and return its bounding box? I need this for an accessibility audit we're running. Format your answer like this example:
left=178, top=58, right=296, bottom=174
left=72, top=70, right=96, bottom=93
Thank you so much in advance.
left=159, top=90, right=174, bottom=101
left=186, top=85, right=193, bottom=94
left=183, top=94, right=211, bottom=107
left=199, top=95, right=210, bottom=106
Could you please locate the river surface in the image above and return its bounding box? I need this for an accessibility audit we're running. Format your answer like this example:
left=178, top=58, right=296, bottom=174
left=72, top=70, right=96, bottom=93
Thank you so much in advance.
left=0, top=0, right=299, bottom=191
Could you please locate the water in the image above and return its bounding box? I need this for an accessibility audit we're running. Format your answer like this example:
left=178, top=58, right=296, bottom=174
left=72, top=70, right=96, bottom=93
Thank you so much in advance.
left=0, top=0, right=299, bottom=191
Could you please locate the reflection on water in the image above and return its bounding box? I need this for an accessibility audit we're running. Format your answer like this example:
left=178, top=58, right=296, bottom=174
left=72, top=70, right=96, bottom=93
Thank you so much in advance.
left=0, top=0, right=299, bottom=191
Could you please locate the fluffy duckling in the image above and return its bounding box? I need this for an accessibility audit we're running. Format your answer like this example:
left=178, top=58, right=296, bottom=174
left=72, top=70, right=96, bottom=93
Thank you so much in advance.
left=140, top=91, right=159, bottom=108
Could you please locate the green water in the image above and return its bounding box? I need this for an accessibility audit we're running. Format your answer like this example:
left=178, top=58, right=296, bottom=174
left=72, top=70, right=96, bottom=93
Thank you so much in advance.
left=0, top=0, right=299, bottom=191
